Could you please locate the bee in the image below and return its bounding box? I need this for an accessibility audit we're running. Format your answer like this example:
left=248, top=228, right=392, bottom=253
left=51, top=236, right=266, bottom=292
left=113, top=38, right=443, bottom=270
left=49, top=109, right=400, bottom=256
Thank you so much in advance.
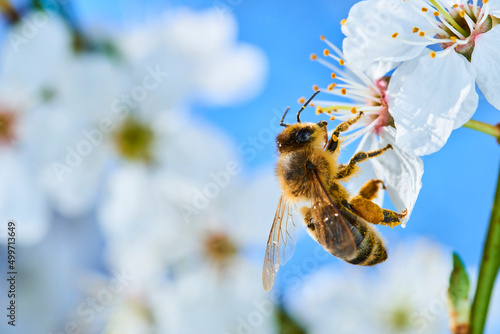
left=262, top=91, right=407, bottom=292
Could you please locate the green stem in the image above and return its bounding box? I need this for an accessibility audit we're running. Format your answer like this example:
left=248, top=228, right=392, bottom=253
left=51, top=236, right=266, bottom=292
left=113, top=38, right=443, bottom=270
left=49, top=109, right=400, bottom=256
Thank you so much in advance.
left=463, top=120, right=500, bottom=143
left=0, top=0, right=19, bottom=23
left=470, top=162, right=500, bottom=334
left=429, top=0, right=468, bottom=37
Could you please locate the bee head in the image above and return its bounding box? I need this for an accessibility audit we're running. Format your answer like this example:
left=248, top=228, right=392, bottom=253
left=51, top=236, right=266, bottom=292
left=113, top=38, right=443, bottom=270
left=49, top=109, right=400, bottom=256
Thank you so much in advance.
left=276, top=121, right=328, bottom=153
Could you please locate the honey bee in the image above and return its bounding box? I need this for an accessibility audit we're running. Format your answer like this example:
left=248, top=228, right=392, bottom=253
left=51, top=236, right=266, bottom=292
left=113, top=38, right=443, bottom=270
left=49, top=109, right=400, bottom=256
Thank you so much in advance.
left=262, top=91, right=407, bottom=292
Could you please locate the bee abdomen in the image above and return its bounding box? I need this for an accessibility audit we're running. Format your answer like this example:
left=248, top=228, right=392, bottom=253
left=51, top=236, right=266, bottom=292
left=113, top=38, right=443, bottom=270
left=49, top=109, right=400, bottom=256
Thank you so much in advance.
left=346, top=221, right=387, bottom=266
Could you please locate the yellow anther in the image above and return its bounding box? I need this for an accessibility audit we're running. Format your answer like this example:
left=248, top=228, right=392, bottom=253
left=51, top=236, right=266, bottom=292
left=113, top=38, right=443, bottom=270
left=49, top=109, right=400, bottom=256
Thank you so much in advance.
left=331, top=73, right=337, bottom=79
left=333, top=108, right=338, bottom=112
left=339, top=59, right=345, bottom=66
left=327, top=83, right=336, bottom=91
left=313, top=85, right=319, bottom=91
left=320, top=35, right=325, bottom=40
left=340, top=19, right=347, bottom=26
left=298, top=97, right=306, bottom=104
left=419, top=31, right=426, bottom=37
left=310, top=53, right=318, bottom=61
left=392, top=32, right=399, bottom=38
left=340, top=88, right=347, bottom=95
left=459, top=10, right=465, bottom=18
left=316, top=106, right=323, bottom=114
left=421, top=7, right=428, bottom=12
left=351, top=107, right=357, bottom=114
left=433, top=11, right=439, bottom=16
left=330, top=116, right=336, bottom=121
left=430, top=51, right=436, bottom=58
left=484, top=0, right=489, bottom=4
left=452, top=4, right=459, bottom=8
left=450, top=36, right=457, bottom=43
left=323, top=49, right=330, bottom=56
left=412, top=27, right=419, bottom=33
left=310, top=103, right=315, bottom=107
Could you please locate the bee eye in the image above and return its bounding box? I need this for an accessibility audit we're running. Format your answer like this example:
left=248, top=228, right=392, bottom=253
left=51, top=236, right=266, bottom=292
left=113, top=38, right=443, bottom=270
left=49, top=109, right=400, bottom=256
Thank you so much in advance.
left=296, top=129, right=312, bottom=143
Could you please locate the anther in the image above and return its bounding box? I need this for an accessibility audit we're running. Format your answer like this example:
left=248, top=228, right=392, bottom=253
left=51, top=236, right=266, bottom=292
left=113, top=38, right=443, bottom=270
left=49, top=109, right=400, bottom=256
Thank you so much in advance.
left=418, top=31, right=426, bottom=37
left=313, top=85, right=319, bottom=91
left=452, top=4, right=458, bottom=8
left=316, top=106, right=323, bottom=114
left=450, top=36, right=457, bottom=43
left=351, top=107, right=357, bottom=114
left=298, top=97, right=306, bottom=104
left=421, top=7, right=428, bottom=12
left=331, top=73, right=337, bottom=79
left=392, top=32, right=399, bottom=38
left=459, top=10, right=465, bottom=18
left=433, top=11, right=439, bottom=16
left=430, top=51, right=436, bottom=58
left=330, top=116, right=336, bottom=121
left=320, top=35, right=325, bottom=40
left=412, top=27, right=419, bottom=33
left=340, top=88, right=347, bottom=95
left=327, top=83, right=336, bottom=91
left=340, top=19, right=347, bottom=25
left=323, top=49, right=330, bottom=56
left=339, top=59, right=345, bottom=66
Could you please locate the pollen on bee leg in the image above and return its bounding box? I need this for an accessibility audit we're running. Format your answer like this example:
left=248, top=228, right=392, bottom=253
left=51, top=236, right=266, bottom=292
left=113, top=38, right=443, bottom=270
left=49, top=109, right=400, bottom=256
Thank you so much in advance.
left=310, top=53, right=318, bottom=61
left=298, top=97, right=306, bottom=104
left=340, top=88, right=347, bottom=95
left=391, top=32, right=399, bottom=38
left=327, top=83, right=336, bottom=91
left=323, top=49, right=330, bottom=56
left=430, top=51, right=436, bottom=58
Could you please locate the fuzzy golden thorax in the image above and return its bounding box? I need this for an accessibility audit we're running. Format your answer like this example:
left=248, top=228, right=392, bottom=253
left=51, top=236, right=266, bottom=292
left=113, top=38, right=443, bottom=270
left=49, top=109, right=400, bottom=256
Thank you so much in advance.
left=276, top=121, right=328, bottom=154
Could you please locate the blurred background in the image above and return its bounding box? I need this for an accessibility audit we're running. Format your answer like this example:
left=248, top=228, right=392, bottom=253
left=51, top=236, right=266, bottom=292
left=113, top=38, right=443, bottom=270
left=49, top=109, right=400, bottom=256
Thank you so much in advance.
left=0, top=0, right=499, bottom=333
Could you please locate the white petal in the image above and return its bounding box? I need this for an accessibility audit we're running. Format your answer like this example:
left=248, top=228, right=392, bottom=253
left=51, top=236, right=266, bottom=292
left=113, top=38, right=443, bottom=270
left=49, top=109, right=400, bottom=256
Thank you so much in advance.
left=370, top=129, right=424, bottom=226
left=342, top=0, right=432, bottom=70
left=487, top=1, right=500, bottom=17
left=387, top=50, right=478, bottom=155
left=471, top=25, right=500, bottom=110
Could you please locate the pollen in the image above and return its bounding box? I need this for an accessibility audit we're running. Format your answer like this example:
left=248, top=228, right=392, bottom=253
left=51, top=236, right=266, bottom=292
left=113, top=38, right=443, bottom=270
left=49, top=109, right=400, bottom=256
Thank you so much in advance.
left=320, top=35, right=325, bottom=40
left=339, top=59, right=345, bottom=66
left=452, top=4, right=458, bottom=8
left=316, top=106, right=323, bottom=114
left=310, top=103, right=315, bottom=107
left=421, top=7, right=428, bottom=12
left=433, top=11, right=439, bottom=16
left=327, top=83, right=336, bottom=91
left=450, top=36, right=457, bottom=43
left=323, top=49, right=330, bottom=56
left=351, top=107, right=357, bottom=114
left=412, top=27, right=419, bottom=33
left=459, top=10, right=465, bottom=18
left=392, top=32, right=399, bottom=38
left=418, top=31, right=425, bottom=37
left=330, top=115, right=336, bottom=121
left=430, top=51, right=436, bottom=58
left=340, top=88, right=347, bottom=95
left=340, top=19, right=347, bottom=25
left=331, top=73, right=337, bottom=79
left=313, top=85, right=319, bottom=91
left=298, top=97, right=306, bottom=104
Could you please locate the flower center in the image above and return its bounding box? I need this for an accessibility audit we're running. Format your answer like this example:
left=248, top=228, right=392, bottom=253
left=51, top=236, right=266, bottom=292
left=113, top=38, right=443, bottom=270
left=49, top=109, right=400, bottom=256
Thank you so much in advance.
left=371, top=77, right=394, bottom=135
left=0, top=110, right=16, bottom=145
left=203, top=232, right=238, bottom=265
left=398, top=0, right=493, bottom=60
left=113, top=117, right=155, bottom=162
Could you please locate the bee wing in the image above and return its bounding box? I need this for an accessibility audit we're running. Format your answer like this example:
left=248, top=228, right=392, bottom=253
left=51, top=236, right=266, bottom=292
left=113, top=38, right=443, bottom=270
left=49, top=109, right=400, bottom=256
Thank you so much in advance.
left=308, top=164, right=356, bottom=259
left=262, top=195, right=298, bottom=292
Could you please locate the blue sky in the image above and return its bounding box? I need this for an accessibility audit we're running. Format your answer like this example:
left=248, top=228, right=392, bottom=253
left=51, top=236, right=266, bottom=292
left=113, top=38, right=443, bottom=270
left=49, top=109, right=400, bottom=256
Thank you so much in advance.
left=63, top=0, right=500, bottom=271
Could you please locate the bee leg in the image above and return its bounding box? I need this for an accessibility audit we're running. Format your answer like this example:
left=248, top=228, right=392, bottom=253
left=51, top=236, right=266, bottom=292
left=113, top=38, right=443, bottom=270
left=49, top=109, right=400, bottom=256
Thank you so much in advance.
left=381, top=209, right=407, bottom=228
left=326, top=112, right=364, bottom=153
left=357, top=179, right=385, bottom=201
left=336, top=144, right=393, bottom=179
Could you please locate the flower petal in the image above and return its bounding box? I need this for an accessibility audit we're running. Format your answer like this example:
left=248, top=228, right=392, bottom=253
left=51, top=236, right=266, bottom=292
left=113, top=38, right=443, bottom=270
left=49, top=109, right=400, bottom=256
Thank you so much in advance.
left=486, top=1, right=500, bottom=18
left=342, top=0, right=432, bottom=70
left=387, top=50, right=478, bottom=155
left=370, top=129, right=424, bottom=227
left=471, top=25, right=500, bottom=110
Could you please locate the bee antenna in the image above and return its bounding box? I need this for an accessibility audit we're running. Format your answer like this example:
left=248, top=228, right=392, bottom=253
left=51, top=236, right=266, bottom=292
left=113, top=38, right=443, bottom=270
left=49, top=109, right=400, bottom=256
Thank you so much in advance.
left=297, top=90, right=320, bottom=123
left=280, top=107, right=290, bottom=127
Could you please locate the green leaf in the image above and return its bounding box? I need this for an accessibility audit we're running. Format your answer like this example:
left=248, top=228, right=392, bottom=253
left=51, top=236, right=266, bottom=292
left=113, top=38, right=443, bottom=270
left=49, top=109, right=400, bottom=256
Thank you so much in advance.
left=448, top=252, right=471, bottom=333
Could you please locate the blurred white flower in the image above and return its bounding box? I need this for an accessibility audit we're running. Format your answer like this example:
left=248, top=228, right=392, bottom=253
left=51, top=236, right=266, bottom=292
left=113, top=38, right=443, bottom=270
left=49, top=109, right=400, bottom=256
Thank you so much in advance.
left=285, top=240, right=451, bottom=334
left=118, top=7, right=267, bottom=111
left=341, top=0, right=500, bottom=155
left=310, top=40, right=423, bottom=226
